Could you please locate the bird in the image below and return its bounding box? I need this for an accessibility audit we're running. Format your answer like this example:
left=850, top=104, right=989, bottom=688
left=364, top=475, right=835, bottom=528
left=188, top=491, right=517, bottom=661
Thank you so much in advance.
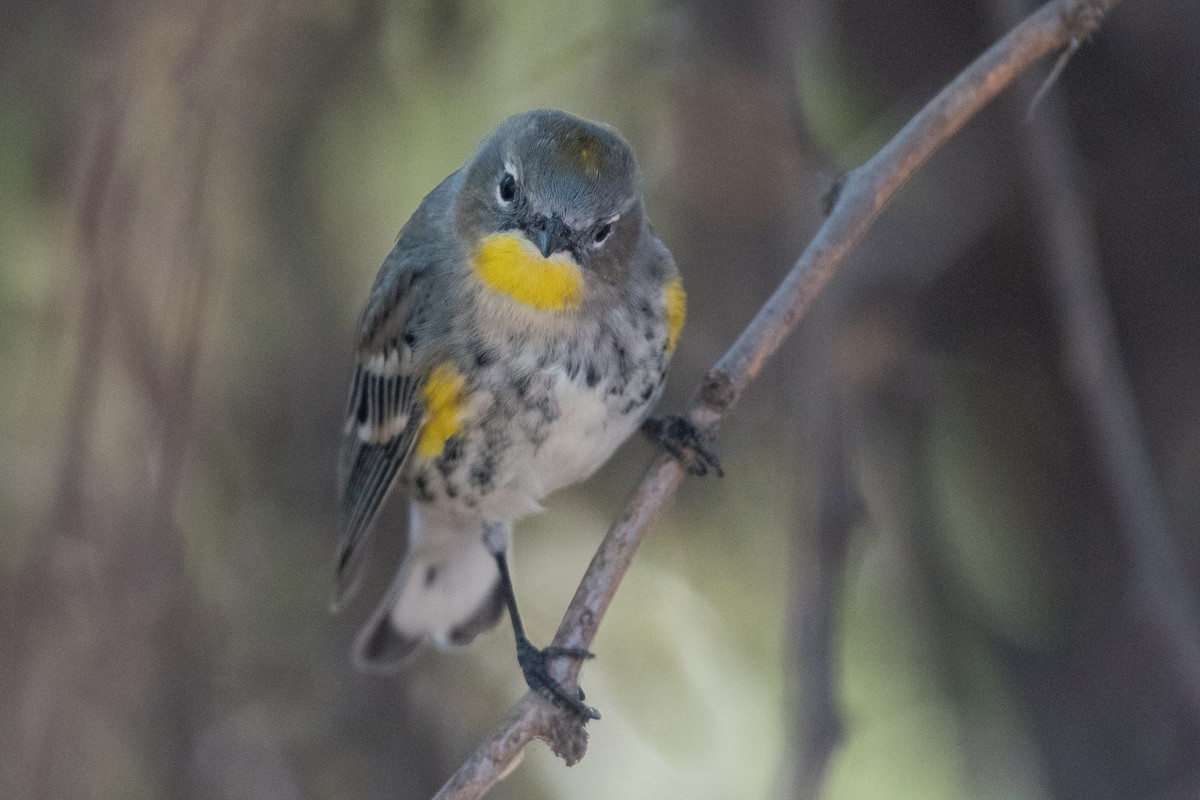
left=333, top=109, right=717, bottom=718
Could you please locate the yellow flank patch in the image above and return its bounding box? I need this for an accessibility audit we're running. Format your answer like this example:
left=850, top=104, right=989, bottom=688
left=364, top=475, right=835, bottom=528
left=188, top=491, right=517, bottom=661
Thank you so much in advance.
left=416, top=363, right=468, bottom=459
left=665, top=277, right=686, bottom=353
left=471, top=232, right=584, bottom=311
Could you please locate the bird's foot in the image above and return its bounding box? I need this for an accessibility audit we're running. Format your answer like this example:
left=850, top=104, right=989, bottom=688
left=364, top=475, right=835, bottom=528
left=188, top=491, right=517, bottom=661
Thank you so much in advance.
left=641, top=415, right=724, bottom=477
left=516, top=636, right=600, bottom=720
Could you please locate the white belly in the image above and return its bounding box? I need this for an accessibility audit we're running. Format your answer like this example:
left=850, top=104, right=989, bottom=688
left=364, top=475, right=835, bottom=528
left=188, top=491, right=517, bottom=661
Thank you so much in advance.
left=476, top=367, right=640, bottom=521
left=536, top=368, right=638, bottom=492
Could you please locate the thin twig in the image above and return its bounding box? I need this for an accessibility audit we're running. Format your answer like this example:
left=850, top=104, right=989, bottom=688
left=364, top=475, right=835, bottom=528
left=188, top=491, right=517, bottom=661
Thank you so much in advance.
left=1026, top=38, right=1080, bottom=120
left=432, top=1, right=1125, bottom=797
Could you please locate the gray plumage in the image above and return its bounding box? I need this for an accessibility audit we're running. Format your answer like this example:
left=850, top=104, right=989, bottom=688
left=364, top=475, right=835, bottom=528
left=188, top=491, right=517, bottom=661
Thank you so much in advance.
left=334, top=110, right=681, bottom=675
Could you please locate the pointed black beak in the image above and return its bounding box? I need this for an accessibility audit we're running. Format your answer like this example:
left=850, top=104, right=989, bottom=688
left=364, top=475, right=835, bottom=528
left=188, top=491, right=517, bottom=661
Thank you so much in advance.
left=531, top=214, right=573, bottom=258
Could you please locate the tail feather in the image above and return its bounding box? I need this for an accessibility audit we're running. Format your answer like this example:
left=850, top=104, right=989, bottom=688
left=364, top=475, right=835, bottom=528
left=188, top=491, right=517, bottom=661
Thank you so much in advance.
left=352, top=507, right=506, bottom=672
left=353, top=612, right=422, bottom=674
left=446, top=584, right=505, bottom=646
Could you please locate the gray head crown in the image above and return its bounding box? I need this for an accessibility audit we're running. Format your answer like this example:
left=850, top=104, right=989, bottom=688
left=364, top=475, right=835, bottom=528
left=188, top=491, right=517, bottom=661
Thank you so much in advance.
left=458, top=110, right=643, bottom=276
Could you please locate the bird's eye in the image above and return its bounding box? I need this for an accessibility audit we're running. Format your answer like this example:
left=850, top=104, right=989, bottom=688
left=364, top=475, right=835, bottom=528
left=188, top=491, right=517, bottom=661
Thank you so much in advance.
left=498, top=172, right=517, bottom=204
left=593, top=222, right=613, bottom=245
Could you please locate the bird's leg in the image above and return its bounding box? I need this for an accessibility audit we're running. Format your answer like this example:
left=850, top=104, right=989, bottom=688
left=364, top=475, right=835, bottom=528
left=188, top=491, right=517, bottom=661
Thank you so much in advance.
left=493, top=549, right=600, bottom=720
left=641, top=414, right=724, bottom=477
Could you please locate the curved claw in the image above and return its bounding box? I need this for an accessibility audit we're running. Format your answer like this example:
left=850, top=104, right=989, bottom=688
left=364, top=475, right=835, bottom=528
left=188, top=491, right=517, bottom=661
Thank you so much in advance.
left=516, top=637, right=601, bottom=720
left=542, top=645, right=595, bottom=661
left=641, top=415, right=724, bottom=477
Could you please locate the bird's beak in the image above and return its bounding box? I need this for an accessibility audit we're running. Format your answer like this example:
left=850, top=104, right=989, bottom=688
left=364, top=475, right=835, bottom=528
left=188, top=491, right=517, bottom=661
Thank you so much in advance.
left=531, top=214, right=573, bottom=258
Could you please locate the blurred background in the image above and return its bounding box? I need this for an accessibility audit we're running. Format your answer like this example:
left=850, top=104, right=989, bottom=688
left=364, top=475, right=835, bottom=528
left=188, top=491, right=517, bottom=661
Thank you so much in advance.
left=2, top=0, right=1199, bottom=798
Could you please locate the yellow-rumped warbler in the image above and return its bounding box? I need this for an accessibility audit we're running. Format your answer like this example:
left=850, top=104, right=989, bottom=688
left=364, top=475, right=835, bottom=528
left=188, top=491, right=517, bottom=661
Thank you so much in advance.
left=334, top=109, right=717, bottom=717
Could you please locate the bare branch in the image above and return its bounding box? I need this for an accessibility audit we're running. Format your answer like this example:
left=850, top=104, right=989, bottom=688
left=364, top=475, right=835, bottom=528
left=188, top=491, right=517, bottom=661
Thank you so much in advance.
left=433, top=1, right=1125, bottom=797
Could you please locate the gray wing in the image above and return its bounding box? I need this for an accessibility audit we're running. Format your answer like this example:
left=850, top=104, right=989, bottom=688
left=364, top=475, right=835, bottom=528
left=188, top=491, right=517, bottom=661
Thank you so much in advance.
left=333, top=171, right=461, bottom=606
left=333, top=247, right=428, bottom=607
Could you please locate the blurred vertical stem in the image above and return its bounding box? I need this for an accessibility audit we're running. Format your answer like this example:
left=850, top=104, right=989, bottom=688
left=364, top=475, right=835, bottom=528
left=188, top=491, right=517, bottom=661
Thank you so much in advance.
left=1, top=4, right=256, bottom=799
left=777, top=382, right=860, bottom=800
left=990, top=0, right=1200, bottom=716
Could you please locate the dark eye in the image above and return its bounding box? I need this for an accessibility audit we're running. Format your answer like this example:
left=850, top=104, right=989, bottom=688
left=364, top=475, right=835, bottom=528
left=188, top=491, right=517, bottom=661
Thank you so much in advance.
left=498, top=172, right=517, bottom=203
left=593, top=222, right=613, bottom=245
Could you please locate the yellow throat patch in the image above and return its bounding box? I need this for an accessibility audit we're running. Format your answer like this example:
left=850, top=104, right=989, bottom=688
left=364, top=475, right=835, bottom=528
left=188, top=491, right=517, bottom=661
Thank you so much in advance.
left=471, top=232, right=584, bottom=311
left=665, top=277, right=686, bottom=353
left=416, top=363, right=468, bottom=459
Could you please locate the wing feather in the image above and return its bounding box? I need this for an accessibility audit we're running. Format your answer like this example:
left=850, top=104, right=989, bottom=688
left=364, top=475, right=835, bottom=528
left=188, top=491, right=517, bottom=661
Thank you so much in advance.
left=333, top=261, right=427, bottom=606
left=333, top=171, right=460, bottom=606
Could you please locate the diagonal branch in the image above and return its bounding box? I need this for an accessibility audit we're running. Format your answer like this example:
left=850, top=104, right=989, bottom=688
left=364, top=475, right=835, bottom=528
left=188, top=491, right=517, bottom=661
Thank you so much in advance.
left=432, top=1, right=1124, bottom=797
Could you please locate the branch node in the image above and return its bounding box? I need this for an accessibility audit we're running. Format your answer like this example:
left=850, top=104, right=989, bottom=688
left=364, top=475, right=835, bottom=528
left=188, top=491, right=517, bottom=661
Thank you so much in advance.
left=821, top=170, right=850, bottom=217
left=699, top=369, right=736, bottom=416
left=1063, top=0, right=1114, bottom=40
left=576, top=609, right=596, bottom=639
left=539, top=711, right=590, bottom=766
